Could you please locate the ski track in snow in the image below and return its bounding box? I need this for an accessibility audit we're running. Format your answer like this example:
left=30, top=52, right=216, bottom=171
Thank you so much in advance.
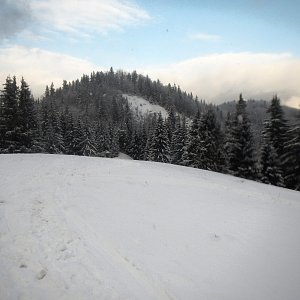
left=0, top=154, right=300, bottom=300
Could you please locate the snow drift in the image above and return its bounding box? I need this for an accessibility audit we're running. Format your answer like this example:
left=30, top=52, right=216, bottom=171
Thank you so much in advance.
left=0, top=154, right=299, bottom=300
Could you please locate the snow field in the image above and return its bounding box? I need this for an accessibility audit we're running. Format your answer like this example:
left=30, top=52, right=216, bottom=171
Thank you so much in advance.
left=0, top=154, right=300, bottom=300
left=123, top=94, right=169, bottom=119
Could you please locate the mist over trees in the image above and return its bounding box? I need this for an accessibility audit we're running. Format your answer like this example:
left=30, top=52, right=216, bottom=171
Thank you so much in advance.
left=0, top=70, right=299, bottom=190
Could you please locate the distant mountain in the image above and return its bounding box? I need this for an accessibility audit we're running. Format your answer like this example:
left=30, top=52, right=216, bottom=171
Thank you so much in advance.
left=45, top=69, right=204, bottom=120
left=39, top=69, right=298, bottom=130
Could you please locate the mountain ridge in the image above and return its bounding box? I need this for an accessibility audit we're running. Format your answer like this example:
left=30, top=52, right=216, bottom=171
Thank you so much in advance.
left=1, top=71, right=299, bottom=190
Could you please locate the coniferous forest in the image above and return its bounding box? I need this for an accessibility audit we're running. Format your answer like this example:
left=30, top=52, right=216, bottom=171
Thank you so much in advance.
left=0, top=70, right=299, bottom=191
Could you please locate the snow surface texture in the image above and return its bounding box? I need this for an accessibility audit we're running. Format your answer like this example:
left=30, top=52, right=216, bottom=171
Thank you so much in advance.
left=114, top=152, right=133, bottom=160
left=0, top=154, right=300, bottom=300
left=123, top=94, right=169, bottom=119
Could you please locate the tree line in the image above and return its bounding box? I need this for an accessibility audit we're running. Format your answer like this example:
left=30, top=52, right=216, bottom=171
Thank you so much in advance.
left=0, top=73, right=299, bottom=191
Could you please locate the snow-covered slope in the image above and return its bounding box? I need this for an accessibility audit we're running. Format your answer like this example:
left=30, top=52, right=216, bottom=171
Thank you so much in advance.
left=1, top=154, right=300, bottom=300
left=123, top=94, right=169, bottom=119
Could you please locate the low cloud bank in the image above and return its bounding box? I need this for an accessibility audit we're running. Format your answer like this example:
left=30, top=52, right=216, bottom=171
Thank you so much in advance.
left=0, top=46, right=100, bottom=97
left=145, top=52, right=300, bottom=108
left=0, top=47, right=299, bottom=109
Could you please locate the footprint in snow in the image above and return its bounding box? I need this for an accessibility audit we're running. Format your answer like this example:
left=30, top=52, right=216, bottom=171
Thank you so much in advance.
left=36, top=269, right=47, bottom=280
left=60, top=245, right=67, bottom=252
left=213, top=234, right=220, bottom=240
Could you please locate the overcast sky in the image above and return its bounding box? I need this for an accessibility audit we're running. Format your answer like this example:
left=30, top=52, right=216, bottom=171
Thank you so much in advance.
left=0, top=0, right=299, bottom=108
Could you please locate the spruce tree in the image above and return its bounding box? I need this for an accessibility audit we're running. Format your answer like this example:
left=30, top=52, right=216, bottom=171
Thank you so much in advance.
left=226, top=94, right=256, bottom=179
left=63, top=112, right=75, bottom=154
left=166, top=109, right=176, bottom=142
left=260, top=142, right=284, bottom=186
left=78, top=120, right=97, bottom=156
left=129, top=130, right=143, bottom=160
left=198, top=108, right=224, bottom=171
left=182, top=111, right=202, bottom=168
left=143, top=115, right=157, bottom=161
left=139, top=124, right=148, bottom=160
left=41, top=97, right=64, bottom=154
left=59, top=107, right=75, bottom=154
left=283, top=113, right=300, bottom=190
left=144, top=131, right=153, bottom=161
left=0, top=76, right=19, bottom=152
left=265, top=95, right=288, bottom=158
left=18, top=77, right=37, bottom=151
left=69, top=118, right=84, bottom=155
left=224, top=112, right=235, bottom=173
left=95, top=121, right=108, bottom=156
left=149, top=113, right=170, bottom=163
left=260, top=95, right=288, bottom=185
left=109, top=126, right=120, bottom=157
left=170, top=116, right=187, bottom=165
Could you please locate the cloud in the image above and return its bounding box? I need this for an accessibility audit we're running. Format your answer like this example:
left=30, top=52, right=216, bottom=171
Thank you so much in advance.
left=143, top=52, right=300, bottom=108
left=1, top=47, right=299, bottom=110
left=188, top=32, right=221, bottom=41
left=30, top=0, right=150, bottom=37
left=0, top=0, right=150, bottom=41
left=285, top=96, right=300, bottom=109
left=0, top=0, right=32, bottom=41
left=0, top=45, right=100, bottom=97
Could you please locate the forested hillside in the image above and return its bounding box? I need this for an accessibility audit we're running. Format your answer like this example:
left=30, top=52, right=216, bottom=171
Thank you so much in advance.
left=0, top=70, right=299, bottom=190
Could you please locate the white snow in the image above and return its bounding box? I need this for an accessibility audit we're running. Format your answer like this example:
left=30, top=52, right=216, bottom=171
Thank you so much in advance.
left=1, top=154, right=300, bottom=300
left=114, top=152, right=133, bottom=160
left=123, top=94, right=169, bottom=119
